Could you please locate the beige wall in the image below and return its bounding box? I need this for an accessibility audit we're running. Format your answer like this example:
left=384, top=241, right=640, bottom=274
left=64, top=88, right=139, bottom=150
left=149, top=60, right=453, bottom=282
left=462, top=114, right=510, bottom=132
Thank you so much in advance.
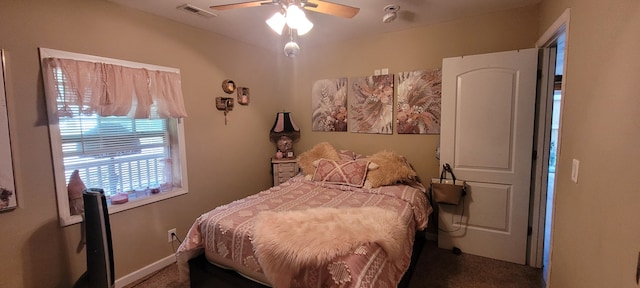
left=290, top=5, right=540, bottom=193
left=538, top=0, right=640, bottom=287
left=3, top=0, right=637, bottom=287
left=0, top=0, right=289, bottom=287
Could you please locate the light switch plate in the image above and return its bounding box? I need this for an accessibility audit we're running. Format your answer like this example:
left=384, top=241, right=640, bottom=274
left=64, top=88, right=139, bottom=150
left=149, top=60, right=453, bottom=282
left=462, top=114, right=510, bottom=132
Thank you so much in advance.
left=381, top=68, right=389, bottom=75
left=374, top=69, right=381, bottom=76
left=571, top=159, right=579, bottom=183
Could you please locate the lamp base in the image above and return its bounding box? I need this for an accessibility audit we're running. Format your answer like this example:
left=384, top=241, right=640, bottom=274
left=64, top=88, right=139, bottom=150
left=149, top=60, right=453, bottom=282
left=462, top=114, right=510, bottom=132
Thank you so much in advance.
left=275, top=135, right=294, bottom=158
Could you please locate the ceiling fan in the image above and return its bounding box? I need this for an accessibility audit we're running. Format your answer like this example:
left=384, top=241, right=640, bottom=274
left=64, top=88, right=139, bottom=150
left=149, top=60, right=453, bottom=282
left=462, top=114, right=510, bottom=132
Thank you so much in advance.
left=210, top=0, right=360, bottom=19
left=211, top=0, right=359, bottom=58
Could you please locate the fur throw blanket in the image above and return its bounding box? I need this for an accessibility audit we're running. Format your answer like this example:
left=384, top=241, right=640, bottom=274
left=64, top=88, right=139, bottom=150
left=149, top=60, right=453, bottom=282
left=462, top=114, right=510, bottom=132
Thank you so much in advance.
left=251, top=207, right=407, bottom=288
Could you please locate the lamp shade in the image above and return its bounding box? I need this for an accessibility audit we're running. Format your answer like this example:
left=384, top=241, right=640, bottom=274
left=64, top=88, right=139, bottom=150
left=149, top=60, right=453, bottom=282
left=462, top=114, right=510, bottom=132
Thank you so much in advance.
left=266, top=4, right=313, bottom=42
left=296, top=17, right=313, bottom=36
left=270, top=112, right=299, bottom=135
left=285, top=5, right=305, bottom=29
left=266, top=12, right=286, bottom=35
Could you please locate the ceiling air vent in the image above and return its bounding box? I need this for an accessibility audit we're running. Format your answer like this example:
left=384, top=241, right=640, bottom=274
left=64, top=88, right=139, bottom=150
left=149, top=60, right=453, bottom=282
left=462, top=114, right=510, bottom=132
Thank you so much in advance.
left=177, top=4, right=217, bottom=18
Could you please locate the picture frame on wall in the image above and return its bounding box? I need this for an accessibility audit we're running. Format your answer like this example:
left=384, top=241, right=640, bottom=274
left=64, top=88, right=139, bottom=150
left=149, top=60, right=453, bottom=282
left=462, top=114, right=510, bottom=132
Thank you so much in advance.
left=237, top=87, right=250, bottom=105
left=396, top=69, right=442, bottom=134
left=348, top=74, right=394, bottom=134
left=311, top=78, right=348, bottom=132
left=0, top=49, right=17, bottom=211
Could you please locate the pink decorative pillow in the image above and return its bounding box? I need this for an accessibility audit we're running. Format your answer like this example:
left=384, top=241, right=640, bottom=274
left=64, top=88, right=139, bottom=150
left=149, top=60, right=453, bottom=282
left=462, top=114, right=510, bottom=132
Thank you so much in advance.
left=312, top=159, right=371, bottom=187
left=337, top=149, right=366, bottom=161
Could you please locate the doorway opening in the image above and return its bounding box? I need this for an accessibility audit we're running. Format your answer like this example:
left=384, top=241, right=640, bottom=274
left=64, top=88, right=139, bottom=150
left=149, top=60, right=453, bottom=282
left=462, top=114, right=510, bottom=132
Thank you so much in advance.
left=529, top=9, right=569, bottom=286
left=542, top=32, right=565, bottom=282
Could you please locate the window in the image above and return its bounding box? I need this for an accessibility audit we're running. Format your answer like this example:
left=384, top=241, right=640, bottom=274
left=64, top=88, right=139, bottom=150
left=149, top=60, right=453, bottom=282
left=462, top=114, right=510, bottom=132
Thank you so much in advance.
left=40, top=48, right=188, bottom=226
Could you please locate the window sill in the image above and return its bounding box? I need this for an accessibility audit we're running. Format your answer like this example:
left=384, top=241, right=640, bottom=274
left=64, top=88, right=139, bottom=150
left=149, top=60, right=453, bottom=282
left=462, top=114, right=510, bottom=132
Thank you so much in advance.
left=59, top=188, right=188, bottom=226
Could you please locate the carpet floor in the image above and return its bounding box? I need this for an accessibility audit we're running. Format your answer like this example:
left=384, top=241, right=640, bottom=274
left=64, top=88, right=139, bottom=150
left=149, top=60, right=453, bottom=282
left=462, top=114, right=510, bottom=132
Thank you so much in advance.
left=124, top=240, right=543, bottom=288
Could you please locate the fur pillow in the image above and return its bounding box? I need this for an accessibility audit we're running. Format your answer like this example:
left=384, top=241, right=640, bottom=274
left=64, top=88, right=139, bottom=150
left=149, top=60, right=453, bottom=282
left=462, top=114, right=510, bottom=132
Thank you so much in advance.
left=365, top=150, right=416, bottom=188
left=311, top=159, right=372, bottom=187
left=296, top=142, right=341, bottom=176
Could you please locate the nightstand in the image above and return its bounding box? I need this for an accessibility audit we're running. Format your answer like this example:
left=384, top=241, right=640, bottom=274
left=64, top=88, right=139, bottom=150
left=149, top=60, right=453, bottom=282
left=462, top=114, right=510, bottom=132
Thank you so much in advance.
left=272, top=158, right=299, bottom=186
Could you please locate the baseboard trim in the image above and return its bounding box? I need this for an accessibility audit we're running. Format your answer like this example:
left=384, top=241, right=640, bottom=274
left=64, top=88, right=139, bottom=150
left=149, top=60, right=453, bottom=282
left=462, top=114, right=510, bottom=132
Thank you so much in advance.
left=114, top=254, right=176, bottom=288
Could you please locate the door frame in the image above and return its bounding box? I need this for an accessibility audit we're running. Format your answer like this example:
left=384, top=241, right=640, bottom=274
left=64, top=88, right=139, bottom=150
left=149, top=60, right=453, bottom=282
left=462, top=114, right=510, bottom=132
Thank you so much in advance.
left=528, top=7, right=570, bottom=279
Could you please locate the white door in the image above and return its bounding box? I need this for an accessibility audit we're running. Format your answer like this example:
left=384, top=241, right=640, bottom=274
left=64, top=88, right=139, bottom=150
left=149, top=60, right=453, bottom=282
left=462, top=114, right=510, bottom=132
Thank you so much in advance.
left=439, top=49, right=538, bottom=264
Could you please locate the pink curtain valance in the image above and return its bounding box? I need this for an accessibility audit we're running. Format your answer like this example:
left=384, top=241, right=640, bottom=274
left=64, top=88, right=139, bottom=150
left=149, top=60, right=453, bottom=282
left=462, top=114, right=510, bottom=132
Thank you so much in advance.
left=42, top=57, right=187, bottom=119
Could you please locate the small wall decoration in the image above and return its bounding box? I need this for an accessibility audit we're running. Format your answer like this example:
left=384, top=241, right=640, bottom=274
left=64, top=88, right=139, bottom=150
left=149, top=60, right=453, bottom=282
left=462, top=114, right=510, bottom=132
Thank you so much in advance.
left=222, top=79, right=236, bottom=94
left=348, top=74, right=394, bottom=134
left=0, top=49, right=16, bottom=211
left=215, top=97, right=234, bottom=125
left=396, top=69, right=442, bottom=134
left=237, top=87, right=250, bottom=105
left=311, top=78, right=348, bottom=132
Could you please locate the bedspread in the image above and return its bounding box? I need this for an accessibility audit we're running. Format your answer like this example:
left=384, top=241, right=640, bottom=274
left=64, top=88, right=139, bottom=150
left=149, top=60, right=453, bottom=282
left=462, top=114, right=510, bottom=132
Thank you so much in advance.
left=177, top=175, right=432, bottom=288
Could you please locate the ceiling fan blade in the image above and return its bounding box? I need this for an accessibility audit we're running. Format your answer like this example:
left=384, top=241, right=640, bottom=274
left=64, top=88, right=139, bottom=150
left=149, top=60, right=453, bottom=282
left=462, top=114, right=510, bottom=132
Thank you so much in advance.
left=299, top=0, right=318, bottom=8
left=305, top=0, right=360, bottom=18
left=210, top=1, right=271, bottom=11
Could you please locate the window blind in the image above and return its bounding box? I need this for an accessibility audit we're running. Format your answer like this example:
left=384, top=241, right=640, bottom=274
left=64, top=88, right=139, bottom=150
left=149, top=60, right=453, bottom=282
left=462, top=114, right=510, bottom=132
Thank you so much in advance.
left=60, top=114, right=171, bottom=197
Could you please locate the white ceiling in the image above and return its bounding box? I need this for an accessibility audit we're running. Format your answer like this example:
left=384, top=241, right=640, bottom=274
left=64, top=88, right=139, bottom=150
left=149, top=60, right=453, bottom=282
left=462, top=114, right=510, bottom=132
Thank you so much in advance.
left=107, top=0, right=541, bottom=53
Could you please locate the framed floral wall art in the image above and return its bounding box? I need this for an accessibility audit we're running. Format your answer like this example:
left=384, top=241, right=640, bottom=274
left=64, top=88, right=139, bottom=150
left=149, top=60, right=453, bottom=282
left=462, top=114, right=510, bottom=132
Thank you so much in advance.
left=0, top=49, right=16, bottom=211
left=396, top=69, right=442, bottom=134
left=348, top=74, right=394, bottom=134
left=311, top=78, right=348, bottom=132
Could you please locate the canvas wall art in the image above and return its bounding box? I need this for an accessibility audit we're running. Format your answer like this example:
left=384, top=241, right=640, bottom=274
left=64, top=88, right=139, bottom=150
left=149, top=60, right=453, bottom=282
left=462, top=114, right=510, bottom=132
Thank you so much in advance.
left=348, top=74, right=394, bottom=134
left=396, top=69, right=442, bottom=134
left=0, top=50, right=16, bottom=211
left=311, top=78, right=348, bottom=132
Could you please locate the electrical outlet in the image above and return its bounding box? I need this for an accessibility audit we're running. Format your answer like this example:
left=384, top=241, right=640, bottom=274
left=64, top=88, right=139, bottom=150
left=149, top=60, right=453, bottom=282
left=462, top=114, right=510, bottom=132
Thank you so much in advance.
left=167, top=228, right=176, bottom=243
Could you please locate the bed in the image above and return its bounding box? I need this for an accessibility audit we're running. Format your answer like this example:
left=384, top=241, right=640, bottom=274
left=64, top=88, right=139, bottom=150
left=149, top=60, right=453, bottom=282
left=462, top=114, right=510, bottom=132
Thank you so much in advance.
left=176, top=143, right=433, bottom=288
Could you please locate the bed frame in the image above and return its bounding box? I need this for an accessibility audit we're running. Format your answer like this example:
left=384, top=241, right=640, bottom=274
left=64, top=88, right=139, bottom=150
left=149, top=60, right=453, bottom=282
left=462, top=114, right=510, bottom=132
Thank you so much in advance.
left=188, top=231, right=426, bottom=288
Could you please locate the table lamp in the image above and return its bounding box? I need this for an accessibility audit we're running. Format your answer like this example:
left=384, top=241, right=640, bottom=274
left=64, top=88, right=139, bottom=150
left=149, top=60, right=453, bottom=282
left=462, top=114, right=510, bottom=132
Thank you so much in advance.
left=269, top=112, right=300, bottom=158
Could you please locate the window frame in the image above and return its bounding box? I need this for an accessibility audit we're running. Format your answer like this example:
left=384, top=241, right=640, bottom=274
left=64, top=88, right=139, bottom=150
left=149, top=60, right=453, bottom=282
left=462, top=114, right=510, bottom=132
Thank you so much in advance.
left=40, top=48, right=189, bottom=226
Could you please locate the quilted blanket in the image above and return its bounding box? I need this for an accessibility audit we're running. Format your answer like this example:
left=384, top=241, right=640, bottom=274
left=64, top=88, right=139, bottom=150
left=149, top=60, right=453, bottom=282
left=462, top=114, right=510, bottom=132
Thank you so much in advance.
left=176, top=175, right=432, bottom=288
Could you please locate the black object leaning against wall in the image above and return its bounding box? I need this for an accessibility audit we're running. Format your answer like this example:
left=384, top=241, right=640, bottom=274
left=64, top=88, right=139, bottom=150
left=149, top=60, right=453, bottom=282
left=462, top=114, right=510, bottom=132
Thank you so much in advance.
left=74, top=188, right=115, bottom=288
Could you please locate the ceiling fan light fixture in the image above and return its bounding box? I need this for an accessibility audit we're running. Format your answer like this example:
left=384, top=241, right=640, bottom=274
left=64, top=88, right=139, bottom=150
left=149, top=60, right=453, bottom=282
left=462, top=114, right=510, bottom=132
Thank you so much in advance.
left=266, top=12, right=286, bottom=35
left=285, top=4, right=306, bottom=30
left=296, top=17, right=313, bottom=35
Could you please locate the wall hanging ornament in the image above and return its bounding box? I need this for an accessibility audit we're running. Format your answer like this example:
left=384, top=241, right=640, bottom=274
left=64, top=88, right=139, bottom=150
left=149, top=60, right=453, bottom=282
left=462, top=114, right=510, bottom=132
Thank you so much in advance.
left=216, top=97, right=234, bottom=125
left=222, top=79, right=236, bottom=94
left=237, top=87, right=250, bottom=105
